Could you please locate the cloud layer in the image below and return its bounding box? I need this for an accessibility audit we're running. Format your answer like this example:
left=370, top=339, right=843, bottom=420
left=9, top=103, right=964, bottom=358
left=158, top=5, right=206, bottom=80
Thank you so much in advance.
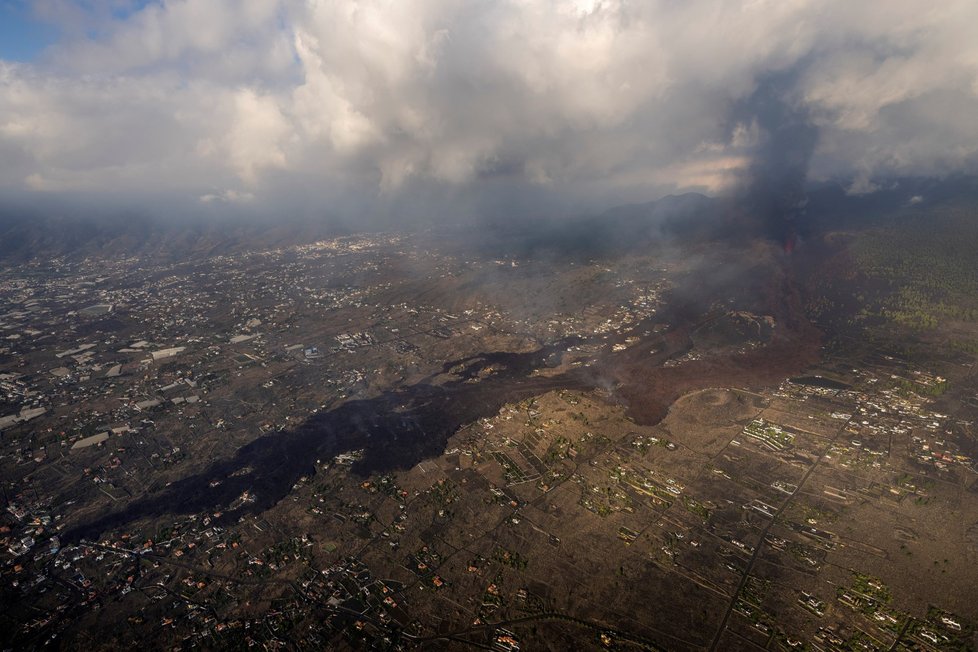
left=2, top=0, right=978, bottom=221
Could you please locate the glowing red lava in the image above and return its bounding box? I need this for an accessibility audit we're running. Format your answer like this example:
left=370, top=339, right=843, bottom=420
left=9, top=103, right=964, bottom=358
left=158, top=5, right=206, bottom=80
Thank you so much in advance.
left=783, top=233, right=797, bottom=254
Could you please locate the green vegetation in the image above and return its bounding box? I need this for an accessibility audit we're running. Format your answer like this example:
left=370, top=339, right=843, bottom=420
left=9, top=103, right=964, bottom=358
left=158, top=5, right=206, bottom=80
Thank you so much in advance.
left=911, top=607, right=975, bottom=651
left=851, top=207, right=978, bottom=332
left=850, top=572, right=891, bottom=603
left=743, top=419, right=795, bottom=450
left=893, top=376, right=948, bottom=397
left=682, top=496, right=711, bottom=521
left=493, top=547, right=528, bottom=570
left=492, top=451, right=530, bottom=484
left=544, top=435, right=571, bottom=463
left=428, top=478, right=459, bottom=506
left=617, top=526, right=639, bottom=544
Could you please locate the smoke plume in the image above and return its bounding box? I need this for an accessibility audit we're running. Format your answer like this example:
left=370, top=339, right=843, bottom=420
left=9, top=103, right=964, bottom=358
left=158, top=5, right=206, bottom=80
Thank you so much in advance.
left=732, top=72, right=819, bottom=251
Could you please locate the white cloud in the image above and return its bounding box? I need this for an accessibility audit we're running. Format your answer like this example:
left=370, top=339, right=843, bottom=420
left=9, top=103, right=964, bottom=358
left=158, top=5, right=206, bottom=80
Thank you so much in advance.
left=1, top=0, right=977, bottom=218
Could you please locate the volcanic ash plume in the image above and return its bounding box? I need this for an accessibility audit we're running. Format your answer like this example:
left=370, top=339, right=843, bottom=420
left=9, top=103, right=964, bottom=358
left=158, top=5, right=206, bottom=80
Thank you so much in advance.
left=732, top=73, right=819, bottom=252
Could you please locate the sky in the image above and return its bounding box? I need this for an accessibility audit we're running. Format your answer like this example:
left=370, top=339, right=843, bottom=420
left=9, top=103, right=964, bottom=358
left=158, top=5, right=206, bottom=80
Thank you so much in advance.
left=1, top=0, right=978, bottom=223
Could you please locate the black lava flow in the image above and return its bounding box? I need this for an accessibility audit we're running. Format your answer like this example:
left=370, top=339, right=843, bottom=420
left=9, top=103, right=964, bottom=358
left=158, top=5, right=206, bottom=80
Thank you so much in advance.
left=63, top=336, right=594, bottom=543
left=64, top=293, right=711, bottom=544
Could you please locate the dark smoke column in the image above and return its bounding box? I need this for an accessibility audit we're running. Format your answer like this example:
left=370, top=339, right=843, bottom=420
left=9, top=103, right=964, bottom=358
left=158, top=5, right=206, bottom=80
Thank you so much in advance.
left=732, top=71, right=819, bottom=252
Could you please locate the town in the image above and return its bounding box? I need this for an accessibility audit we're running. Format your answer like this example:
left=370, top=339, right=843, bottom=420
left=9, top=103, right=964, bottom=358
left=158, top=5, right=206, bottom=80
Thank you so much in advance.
left=1, top=232, right=977, bottom=651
